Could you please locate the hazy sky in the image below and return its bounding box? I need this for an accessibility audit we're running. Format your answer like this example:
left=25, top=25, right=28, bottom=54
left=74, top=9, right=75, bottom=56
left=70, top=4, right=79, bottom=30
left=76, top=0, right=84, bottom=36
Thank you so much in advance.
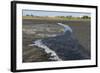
left=23, top=10, right=91, bottom=17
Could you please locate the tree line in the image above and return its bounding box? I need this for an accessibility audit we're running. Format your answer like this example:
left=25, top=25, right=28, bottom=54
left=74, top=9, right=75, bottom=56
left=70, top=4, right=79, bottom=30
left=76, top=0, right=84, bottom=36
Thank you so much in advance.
left=25, top=14, right=91, bottom=19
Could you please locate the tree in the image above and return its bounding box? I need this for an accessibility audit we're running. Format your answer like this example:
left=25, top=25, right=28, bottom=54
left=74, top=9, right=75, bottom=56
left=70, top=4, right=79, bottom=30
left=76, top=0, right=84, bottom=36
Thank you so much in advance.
left=81, top=16, right=91, bottom=19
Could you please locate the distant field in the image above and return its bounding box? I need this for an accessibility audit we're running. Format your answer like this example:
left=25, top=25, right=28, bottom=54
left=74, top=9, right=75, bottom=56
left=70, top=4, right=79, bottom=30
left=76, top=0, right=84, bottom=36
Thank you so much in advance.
left=22, top=17, right=91, bottom=62
left=22, top=16, right=90, bottom=21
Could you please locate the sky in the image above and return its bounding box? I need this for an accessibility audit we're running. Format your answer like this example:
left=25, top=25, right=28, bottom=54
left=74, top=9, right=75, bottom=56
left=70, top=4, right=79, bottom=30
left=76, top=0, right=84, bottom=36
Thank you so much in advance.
left=22, top=10, right=91, bottom=17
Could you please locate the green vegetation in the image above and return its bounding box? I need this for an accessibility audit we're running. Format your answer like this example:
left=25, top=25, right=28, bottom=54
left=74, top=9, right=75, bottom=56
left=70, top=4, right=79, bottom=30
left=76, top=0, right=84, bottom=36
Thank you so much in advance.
left=81, top=16, right=91, bottom=19
left=56, top=15, right=90, bottom=20
left=23, top=15, right=91, bottom=21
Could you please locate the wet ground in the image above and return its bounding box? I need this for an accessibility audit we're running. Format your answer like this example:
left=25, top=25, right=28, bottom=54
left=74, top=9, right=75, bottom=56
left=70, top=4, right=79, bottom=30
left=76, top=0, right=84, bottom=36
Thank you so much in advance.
left=22, top=19, right=91, bottom=62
